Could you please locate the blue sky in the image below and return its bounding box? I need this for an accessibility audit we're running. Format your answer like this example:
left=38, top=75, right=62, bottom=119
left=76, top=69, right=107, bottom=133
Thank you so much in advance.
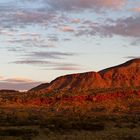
left=0, top=0, right=140, bottom=90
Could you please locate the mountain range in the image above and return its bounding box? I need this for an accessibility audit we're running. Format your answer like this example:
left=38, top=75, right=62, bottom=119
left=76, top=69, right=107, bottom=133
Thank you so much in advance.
left=0, top=59, right=140, bottom=115
left=30, top=59, right=140, bottom=94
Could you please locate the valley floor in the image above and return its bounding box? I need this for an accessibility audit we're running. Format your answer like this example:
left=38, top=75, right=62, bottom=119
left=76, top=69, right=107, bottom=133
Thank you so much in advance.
left=0, top=107, right=140, bottom=140
left=0, top=88, right=140, bottom=140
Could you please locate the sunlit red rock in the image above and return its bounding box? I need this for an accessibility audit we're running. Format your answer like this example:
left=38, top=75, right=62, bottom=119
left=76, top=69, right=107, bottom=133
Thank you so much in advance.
left=31, top=59, right=140, bottom=93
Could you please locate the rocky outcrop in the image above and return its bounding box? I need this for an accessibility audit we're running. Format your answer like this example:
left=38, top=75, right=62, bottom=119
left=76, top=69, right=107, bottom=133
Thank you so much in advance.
left=30, top=59, right=140, bottom=93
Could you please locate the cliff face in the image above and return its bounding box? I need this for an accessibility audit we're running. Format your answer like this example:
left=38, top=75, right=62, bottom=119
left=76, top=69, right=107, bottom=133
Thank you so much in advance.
left=46, top=72, right=106, bottom=91
left=30, top=59, right=140, bottom=92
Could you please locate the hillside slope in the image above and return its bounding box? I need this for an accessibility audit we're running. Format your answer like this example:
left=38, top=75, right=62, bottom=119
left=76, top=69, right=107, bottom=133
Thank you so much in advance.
left=30, top=59, right=140, bottom=93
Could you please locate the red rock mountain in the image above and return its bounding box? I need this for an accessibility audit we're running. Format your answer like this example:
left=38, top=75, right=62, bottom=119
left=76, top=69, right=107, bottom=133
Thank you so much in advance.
left=30, top=59, right=140, bottom=92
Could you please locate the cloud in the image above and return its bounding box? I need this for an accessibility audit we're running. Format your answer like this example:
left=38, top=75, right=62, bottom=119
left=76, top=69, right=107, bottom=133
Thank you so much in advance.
left=25, top=51, right=76, bottom=59
left=7, top=37, right=53, bottom=48
left=59, top=26, right=75, bottom=32
left=0, top=0, right=126, bottom=32
left=71, top=19, right=81, bottom=24
left=13, top=60, right=51, bottom=66
left=101, top=16, right=140, bottom=38
left=0, top=9, right=56, bottom=29
left=47, top=35, right=59, bottom=42
left=3, top=77, right=34, bottom=83
left=19, top=32, right=41, bottom=37
left=13, top=60, right=82, bottom=70
left=5, top=32, right=56, bottom=50
left=0, top=82, right=41, bottom=91
left=0, top=76, right=4, bottom=80
left=13, top=10, right=56, bottom=26
left=12, top=50, right=81, bottom=70
left=75, top=15, right=140, bottom=40
left=42, top=0, right=125, bottom=11
left=130, top=7, right=140, bottom=12
left=0, top=29, right=13, bottom=36
left=0, top=77, right=41, bottom=90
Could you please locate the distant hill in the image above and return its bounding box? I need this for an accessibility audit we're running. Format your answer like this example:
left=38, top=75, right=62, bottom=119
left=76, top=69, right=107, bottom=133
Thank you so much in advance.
left=0, top=89, right=19, bottom=93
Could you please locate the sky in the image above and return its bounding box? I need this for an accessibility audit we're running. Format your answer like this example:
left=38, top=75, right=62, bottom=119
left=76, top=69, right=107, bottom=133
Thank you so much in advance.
left=0, top=0, right=140, bottom=90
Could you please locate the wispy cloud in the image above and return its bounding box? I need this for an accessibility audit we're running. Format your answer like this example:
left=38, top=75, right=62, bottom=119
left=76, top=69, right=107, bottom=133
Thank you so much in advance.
left=59, top=26, right=75, bottom=32
left=13, top=60, right=51, bottom=65
left=40, top=0, right=125, bottom=11
left=7, top=35, right=54, bottom=48
left=74, top=15, right=140, bottom=46
left=0, top=76, right=4, bottom=80
left=24, top=51, right=76, bottom=59
left=0, top=76, right=41, bottom=90
left=130, top=7, right=140, bottom=12
left=13, top=59, right=82, bottom=70
left=13, top=10, right=56, bottom=26
left=3, top=77, right=34, bottom=83
left=0, top=8, right=56, bottom=29
left=101, top=16, right=140, bottom=38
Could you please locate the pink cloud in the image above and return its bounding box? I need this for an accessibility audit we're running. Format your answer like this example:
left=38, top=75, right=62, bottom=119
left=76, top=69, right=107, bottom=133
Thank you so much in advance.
left=0, top=76, right=42, bottom=90
left=3, top=77, right=34, bottom=83
left=131, top=7, right=140, bottom=12
left=46, top=0, right=126, bottom=11
left=75, top=16, right=140, bottom=39
left=79, top=0, right=125, bottom=9
left=59, top=26, right=75, bottom=32
left=0, top=76, right=4, bottom=80
left=71, top=19, right=81, bottom=24
left=98, top=0, right=125, bottom=8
